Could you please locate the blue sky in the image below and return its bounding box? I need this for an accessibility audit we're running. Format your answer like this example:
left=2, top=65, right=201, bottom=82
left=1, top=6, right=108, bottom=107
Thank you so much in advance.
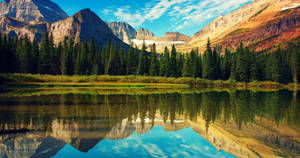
left=6, top=0, right=254, bottom=37
left=53, top=127, right=236, bottom=158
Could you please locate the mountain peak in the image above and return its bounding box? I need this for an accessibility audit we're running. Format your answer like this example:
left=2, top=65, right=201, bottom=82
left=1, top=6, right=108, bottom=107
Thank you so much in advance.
left=108, top=22, right=136, bottom=44
left=76, top=8, right=92, bottom=14
left=49, top=8, right=123, bottom=47
left=0, top=0, right=68, bottom=22
left=136, top=28, right=154, bottom=40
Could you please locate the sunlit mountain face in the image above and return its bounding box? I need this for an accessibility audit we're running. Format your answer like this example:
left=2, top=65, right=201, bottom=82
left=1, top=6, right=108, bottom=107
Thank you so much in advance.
left=0, top=89, right=299, bottom=158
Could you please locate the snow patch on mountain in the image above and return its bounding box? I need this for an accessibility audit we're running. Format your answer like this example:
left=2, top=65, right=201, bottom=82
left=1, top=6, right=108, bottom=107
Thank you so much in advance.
left=131, top=39, right=186, bottom=45
left=282, top=3, right=300, bottom=10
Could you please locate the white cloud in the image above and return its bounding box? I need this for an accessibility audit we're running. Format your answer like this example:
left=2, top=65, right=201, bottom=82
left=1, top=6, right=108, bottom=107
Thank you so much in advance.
left=104, top=0, right=253, bottom=33
left=111, top=0, right=188, bottom=27
left=101, top=9, right=112, bottom=15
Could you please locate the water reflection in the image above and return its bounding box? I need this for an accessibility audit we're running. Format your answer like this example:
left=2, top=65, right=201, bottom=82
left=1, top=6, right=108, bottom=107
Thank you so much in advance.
left=0, top=89, right=299, bottom=157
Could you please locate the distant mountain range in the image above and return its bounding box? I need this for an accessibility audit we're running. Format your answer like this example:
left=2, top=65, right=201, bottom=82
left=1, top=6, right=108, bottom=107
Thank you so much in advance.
left=108, top=22, right=191, bottom=51
left=0, top=0, right=124, bottom=47
left=0, top=0, right=299, bottom=52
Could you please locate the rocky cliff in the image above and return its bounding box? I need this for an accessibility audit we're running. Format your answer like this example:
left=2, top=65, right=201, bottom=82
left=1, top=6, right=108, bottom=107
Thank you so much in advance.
left=0, top=0, right=68, bottom=22
left=163, top=32, right=191, bottom=43
left=136, top=27, right=155, bottom=40
left=108, top=22, right=136, bottom=44
left=0, top=8, right=124, bottom=46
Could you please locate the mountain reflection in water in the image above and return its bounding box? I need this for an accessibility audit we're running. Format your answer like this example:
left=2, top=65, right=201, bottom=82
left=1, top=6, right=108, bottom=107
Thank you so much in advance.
left=0, top=89, right=299, bottom=158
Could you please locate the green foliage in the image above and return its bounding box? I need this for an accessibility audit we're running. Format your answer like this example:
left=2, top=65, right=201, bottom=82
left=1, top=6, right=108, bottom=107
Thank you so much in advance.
left=149, top=44, right=159, bottom=76
left=39, top=32, right=52, bottom=74
left=0, top=32, right=299, bottom=85
left=160, top=47, right=169, bottom=77
left=137, top=42, right=148, bottom=75
left=202, top=39, right=217, bottom=80
left=169, top=45, right=177, bottom=77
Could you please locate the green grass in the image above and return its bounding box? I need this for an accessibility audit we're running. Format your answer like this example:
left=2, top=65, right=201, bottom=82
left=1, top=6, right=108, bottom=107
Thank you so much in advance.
left=0, top=73, right=291, bottom=90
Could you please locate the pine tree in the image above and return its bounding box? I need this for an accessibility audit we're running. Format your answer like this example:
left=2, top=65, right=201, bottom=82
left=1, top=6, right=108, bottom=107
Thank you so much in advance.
left=127, top=44, right=137, bottom=75
left=183, top=53, right=191, bottom=77
left=177, top=53, right=184, bottom=77
left=49, top=33, right=58, bottom=74
left=18, top=35, right=32, bottom=73
left=230, top=53, right=237, bottom=80
left=80, top=42, right=88, bottom=75
left=223, top=48, right=231, bottom=80
left=39, top=32, right=52, bottom=74
left=213, top=48, right=221, bottom=79
left=169, top=45, right=177, bottom=77
left=74, top=50, right=81, bottom=75
left=236, top=42, right=251, bottom=82
left=250, top=52, right=259, bottom=81
left=202, top=39, right=216, bottom=80
left=32, top=39, right=39, bottom=74
left=149, top=43, right=159, bottom=76
left=291, top=45, right=300, bottom=86
left=137, top=42, right=148, bottom=75
left=60, top=38, right=68, bottom=75
left=88, top=37, right=97, bottom=75
left=160, top=47, right=169, bottom=77
left=119, top=44, right=127, bottom=75
left=105, top=41, right=113, bottom=75
left=53, top=42, right=62, bottom=74
left=271, top=48, right=283, bottom=83
left=109, top=43, right=122, bottom=75
left=67, top=38, right=75, bottom=75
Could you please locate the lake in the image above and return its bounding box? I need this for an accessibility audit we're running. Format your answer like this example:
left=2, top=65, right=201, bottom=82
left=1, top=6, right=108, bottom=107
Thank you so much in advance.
left=0, top=88, right=299, bottom=158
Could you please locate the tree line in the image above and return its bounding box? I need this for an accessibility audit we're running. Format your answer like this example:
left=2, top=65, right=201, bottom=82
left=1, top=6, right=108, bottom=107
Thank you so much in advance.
left=0, top=32, right=300, bottom=84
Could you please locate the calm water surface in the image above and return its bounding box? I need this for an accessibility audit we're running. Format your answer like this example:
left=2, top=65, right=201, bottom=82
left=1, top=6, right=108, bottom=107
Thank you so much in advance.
left=0, top=88, right=299, bottom=158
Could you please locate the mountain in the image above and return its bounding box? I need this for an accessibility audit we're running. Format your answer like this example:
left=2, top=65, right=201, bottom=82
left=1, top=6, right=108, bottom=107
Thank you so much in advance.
left=108, top=22, right=191, bottom=52
left=163, top=32, right=191, bottom=43
left=136, top=27, right=155, bottom=40
left=183, top=0, right=300, bottom=52
left=49, top=8, right=120, bottom=46
left=133, top=30, right=191, bottom=52
left=0, top=0, right=68, bottom=22
left=108, top=22, right=136, bottom=44
left=0, top=8, right=124, bottom=46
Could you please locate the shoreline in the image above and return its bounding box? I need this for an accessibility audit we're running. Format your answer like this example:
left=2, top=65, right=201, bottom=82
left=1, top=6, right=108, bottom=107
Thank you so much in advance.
left=0, top=73, right=299, bottom=90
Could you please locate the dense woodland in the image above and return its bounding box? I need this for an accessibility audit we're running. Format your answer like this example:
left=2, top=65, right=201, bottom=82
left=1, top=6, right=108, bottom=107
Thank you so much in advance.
left=0, top=32, right=300, bottom=84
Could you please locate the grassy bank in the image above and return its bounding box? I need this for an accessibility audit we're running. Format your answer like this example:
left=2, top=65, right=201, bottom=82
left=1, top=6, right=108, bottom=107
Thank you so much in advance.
left=0, top=73, right=296, bottom=89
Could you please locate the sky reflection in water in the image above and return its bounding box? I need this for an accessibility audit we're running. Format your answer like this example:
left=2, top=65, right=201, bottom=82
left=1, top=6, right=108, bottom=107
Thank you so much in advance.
left=53, top=126, right=235, bottom=158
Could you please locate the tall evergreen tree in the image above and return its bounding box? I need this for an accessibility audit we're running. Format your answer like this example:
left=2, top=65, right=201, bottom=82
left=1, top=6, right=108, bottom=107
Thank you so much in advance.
left=236, top=42, right=251, bottom=82
left=160, top=47, right=169, bottom=77
left=80, top=41, right=88, bottom=75
left=137, top=42, right=148, bottom=75
left=149, top=43, right=159, bottom=76
left=291, top=45, right=300, bottom=86
left=39, top=32, right=52, bottom=74
left=169, top=45, right=177, bottom=77
left=127, top=44, right=137, bottom=75
left=88, top=37, right=97, bottom=75
left=222, top=48, right=231, bottom=80
left=31, top=39, right=39, bottom=74
left=18, top=35, right=32, bottom=73
left=60, top=38, right=68, bottom=75
left=183, top=52, right=191, bottom=77
left=202, top=39, right=217, bottom=80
